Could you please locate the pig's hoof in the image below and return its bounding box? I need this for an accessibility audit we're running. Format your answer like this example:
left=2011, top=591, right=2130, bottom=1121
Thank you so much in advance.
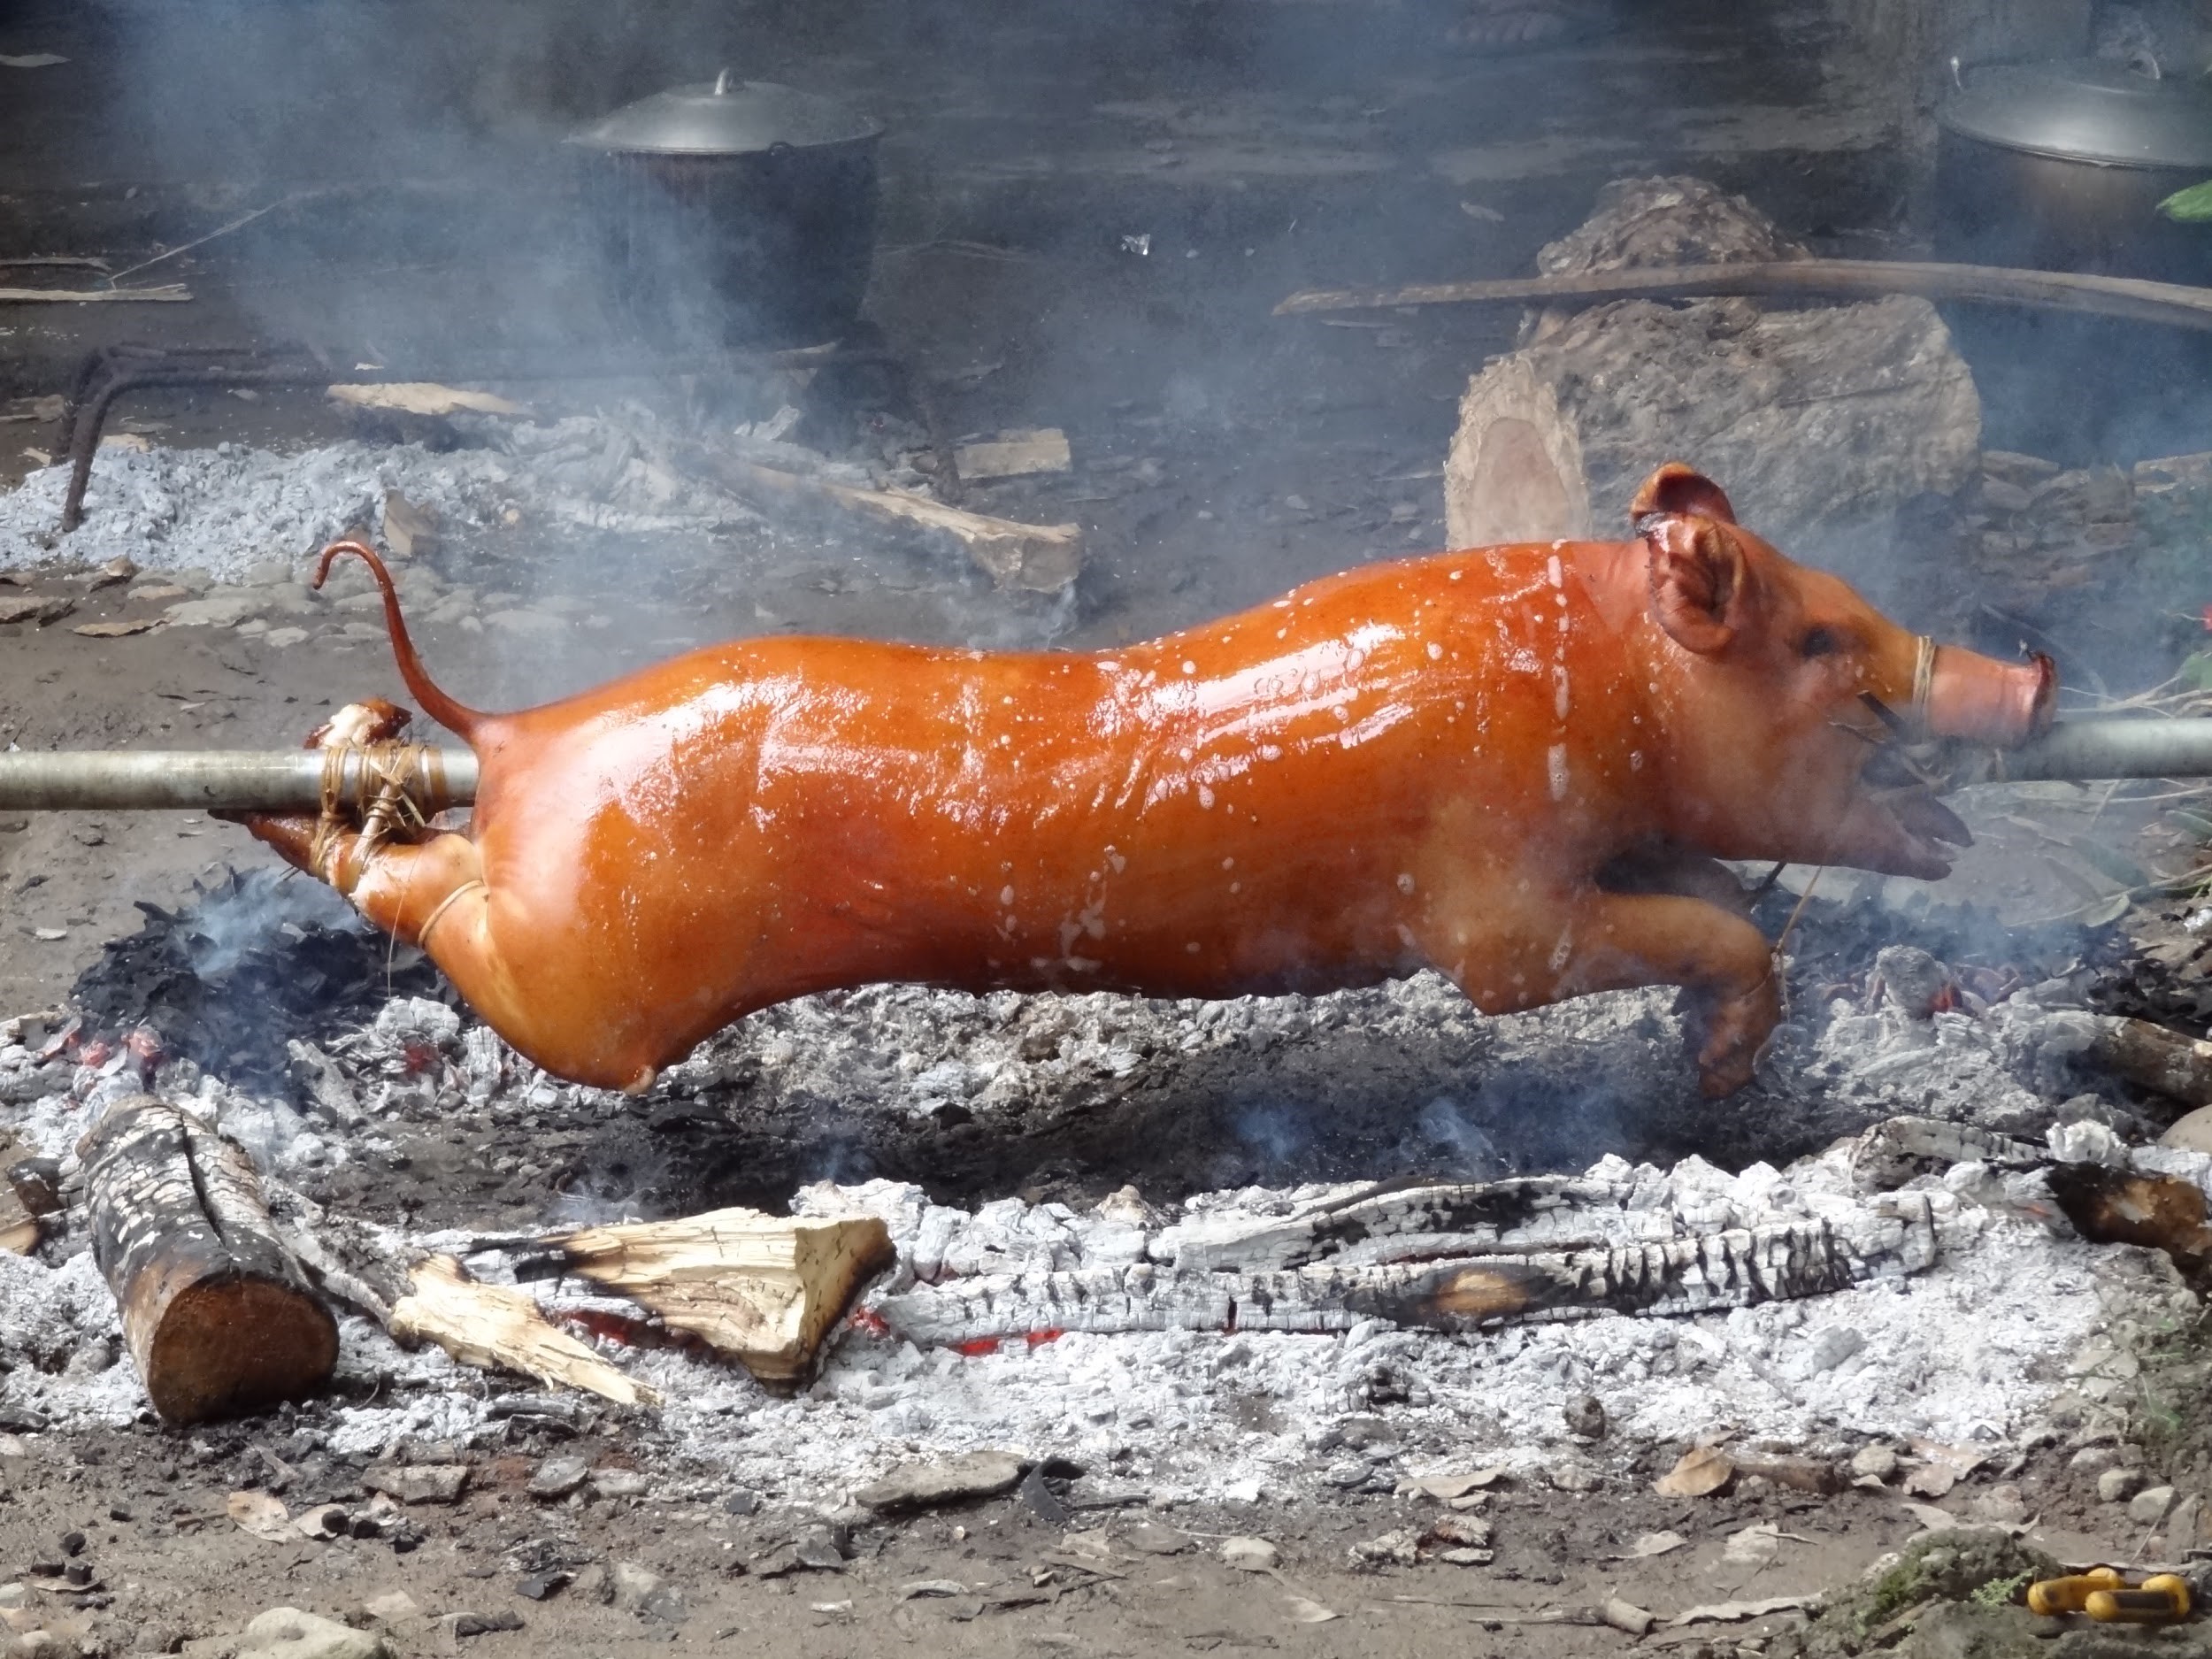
left=1691, top=979, right=1779, bottom=1098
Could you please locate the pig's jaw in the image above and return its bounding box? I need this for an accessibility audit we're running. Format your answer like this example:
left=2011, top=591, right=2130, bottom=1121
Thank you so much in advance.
left=1822, top=784, right=1974, bottom=880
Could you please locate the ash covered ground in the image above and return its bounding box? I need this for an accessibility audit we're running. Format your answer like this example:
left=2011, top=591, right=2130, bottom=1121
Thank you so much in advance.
left=1, top=873, right=2195, bottom=1524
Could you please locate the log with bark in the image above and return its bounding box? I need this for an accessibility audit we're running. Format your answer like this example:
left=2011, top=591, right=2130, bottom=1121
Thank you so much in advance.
left=2093, top=1017, right=2212, bottom=1110
left=76, top=1098, right=337, bottom=1423
left=505, top=1207, right=895, bottom=1384
left=1430, top=179, right=1982, bottom=558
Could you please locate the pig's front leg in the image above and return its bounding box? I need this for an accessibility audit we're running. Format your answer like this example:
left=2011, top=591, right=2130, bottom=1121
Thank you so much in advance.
left=1437, top=885, right=1777, bottom=1096
left=1558, top=891, right=1778, bottom=1096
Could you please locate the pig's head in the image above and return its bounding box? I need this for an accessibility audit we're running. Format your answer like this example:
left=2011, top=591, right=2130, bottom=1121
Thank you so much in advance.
left=1625, top=463, right=2054, bottom=879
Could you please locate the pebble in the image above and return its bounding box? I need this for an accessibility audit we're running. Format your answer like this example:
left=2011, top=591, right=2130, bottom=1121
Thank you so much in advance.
left=2068, top=1445, right=2119, bottom=1475
left=1563, top=1394, right=1606, bottom=1440
left=358, top=1593, right=417, bottom=1625
left=450, top=1611, right=525, bottom=1638
left=2099, top=1467, right=2147, bottom=1504
left=2130, top=1485, right=2177, bottom=1525
left=1850, top=1445, right=1901, bottom=1482
left=364, top=1463, right=469, bottom=1505
left=589, top=1470, right=649, bottom=1501
left=1219, top=1537, right=1279, bottom=1572
left=526, top=1455, right=588, bottom=1500
left=722, top=1487, right=761, bottom=1517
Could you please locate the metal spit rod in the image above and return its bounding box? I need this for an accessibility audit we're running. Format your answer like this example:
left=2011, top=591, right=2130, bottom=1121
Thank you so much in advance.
left=1, top=716, right=2211, bottom=813
left=0, top=748, right=478, bottom=813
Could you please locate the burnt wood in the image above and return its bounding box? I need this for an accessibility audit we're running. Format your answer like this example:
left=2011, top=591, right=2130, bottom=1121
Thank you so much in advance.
left=77, top=1096, right=337, bottom=1423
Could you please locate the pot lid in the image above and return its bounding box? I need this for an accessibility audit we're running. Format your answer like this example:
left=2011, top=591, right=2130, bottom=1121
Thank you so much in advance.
left=571, top=71, right=882, bottom=156
left=1939, top=58, right=2212, bottom=170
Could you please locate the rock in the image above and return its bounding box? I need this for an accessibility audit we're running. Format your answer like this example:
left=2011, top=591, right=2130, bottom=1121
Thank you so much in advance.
left=610, top=1563, right=663, bottom=1613
left=1970, top=1484, right=2029, bottom=1525
left=2165, top=1494, right=2204, bottom=1560
left=1547, top=1463, right=1597, bottom=1494
left=526, top=1455, right=588, bottom=1500
left=2068, top=1445, right=2119, bottom=1474
left=2099, top=1467, right=2146, bottom=1504
left=638, top=1587, right=687, bottom=1624
left=853, top=1449, right=1025, bottom=1513
left=2130, top=1484, right=2177, bottom=1525
left=721, top=1487, right=761, bottom=1517
left=572, top=1564, right=613, bottom=1606
left=1801, top=1325, right=1865, bottom=1375
left=236, top=1609, right=389, bottom=1659
left=262, top=627, right=308, bottom=649
left=1348, top=1529, right=1420, bottom=1568
left=164, top=593, right=265, bottom=629
left=357, top=1594, right=416, bottom=1625
left=1124, top=1524, right=1192, bottom=1556
left=363, top=1463, right=468, bottom=1505
left=1851, top=1445, right=1901, bottom=1482
left=1563, top=1394, right=1606, bottom=1440
left=449, top=1611, right=523, bottom=1638
left=1654, top=1445, right=1733, bottom=1497
left=588, top=1471, right=648, bottom=1501
left=515, top=1573, right=570, bottom=1601
left=2162, top=1104, right=2212, bottom=1154
left=792, top=1525, right=849, bottom=1571
left=1220, top=1538, right=1279, bottom=1572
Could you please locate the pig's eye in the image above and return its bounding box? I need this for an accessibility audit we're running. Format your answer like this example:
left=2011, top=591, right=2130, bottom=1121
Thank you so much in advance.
left=1799, top=626, right=1841, bottom=660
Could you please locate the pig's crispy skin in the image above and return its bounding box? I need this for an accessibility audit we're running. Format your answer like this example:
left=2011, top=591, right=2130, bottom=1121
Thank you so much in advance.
left=235, top=464, right=2053, bottom=1099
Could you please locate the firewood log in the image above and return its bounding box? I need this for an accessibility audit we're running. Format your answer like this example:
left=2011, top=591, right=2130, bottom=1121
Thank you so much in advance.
left=76, top=1098, right=337, bottom=1423
left=2093, top=1017, right=2212, bottom=1110
left=511, top=1208, right=895, bottom=1384
left=878, top=1201, right=1935, bottom=1348
left=0, top=1142, right=36, bottom=1256
left=388, top=1255, right=649, bottom=1407
left=1441, top=179, right=1980, bottom=560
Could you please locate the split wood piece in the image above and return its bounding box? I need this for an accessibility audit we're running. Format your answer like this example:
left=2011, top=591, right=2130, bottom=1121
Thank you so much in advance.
left=387, top=1255, right=648, bottom=1408
left=2093, top=1017, right=2212, bottom=1110
left=699, top=451, right=1083, bottom=595
left=879, top=1202, right=1936, bottom=1348
left=0, top=284, right=191, bottom=304
left=518, top=1208, right=895, bottom=1384
left=1274, top=259, right=2212, bottom=335
left=76, top=1097, right=337, bottom=1423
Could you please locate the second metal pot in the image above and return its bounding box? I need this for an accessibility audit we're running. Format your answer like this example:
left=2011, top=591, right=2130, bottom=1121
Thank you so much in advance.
left=571, top=72, right=885, bottom=350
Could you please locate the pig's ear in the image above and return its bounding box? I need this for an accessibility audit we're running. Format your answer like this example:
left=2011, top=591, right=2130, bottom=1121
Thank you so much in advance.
left=1643, top=517, right=1748, bottom=656
left=1629, top=463, right=1736, bottom=527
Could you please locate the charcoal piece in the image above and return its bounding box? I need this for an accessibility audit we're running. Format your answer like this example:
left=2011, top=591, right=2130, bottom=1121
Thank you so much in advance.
left=71, top=867, right=452, bottom=1096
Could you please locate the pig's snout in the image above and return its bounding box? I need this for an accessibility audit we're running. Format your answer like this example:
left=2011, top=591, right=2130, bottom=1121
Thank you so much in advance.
left=1921, top=643, right=2056, bottom=748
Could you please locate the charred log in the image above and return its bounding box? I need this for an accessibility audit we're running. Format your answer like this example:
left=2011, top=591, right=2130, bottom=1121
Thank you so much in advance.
left=879, top=1202, right=1936, bottom=1348
left=76, top=1097, right=338, bottom=1423
left=2093, top=1018, right=2212, bottom=1110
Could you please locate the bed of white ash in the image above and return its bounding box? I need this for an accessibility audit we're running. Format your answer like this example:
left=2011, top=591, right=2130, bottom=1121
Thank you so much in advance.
left=0, top=926, right=2193, bottom=1512
left=0, top=412, right=914, bottom=585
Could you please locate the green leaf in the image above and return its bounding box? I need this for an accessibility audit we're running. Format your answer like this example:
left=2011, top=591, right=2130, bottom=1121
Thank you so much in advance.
left=2160, top=179, right=2212, bottom=222
left=2070, top=835, right=2154, bottom=892
left=2082, top=892, right=2134, bottom=926
left=2170, top=808, right=2212, bottom=844
left=2182, top=653, right=2212, bottom=692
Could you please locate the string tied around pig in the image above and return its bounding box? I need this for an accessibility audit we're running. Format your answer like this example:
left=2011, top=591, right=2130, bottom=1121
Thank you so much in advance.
left=311, top=740, right=432, bottom=890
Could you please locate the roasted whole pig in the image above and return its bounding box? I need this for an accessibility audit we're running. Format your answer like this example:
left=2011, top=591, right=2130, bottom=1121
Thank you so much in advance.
left=234, top=464, right=2053, bottom=1098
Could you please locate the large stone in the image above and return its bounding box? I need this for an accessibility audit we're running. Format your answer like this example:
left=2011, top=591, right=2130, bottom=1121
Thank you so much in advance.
left=237, top=1608, right=390, bottom=1659
left=853, top=1450, right=1027, bottom=1513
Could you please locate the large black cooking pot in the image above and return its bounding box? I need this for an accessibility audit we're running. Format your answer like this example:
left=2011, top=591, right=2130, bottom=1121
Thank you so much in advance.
left=1936, top=58, right=2212, bottom=457
left=570, top=72, right=883, bottom=350
left=1938, top=58, right=2212, bottom=279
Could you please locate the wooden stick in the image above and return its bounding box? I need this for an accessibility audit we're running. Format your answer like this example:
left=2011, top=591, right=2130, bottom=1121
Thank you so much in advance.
left=697, top=451, right=1084, bottom=595
left=2093, top=1016, right=2212, bottom=1108
left=77, top=1098, right=338, bottom=1423
left=1273, top=259, right=2212, bottom=334
left=0, top=285, right=192, bottom=305
left=512, top=1208, right=895, bottom=1384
